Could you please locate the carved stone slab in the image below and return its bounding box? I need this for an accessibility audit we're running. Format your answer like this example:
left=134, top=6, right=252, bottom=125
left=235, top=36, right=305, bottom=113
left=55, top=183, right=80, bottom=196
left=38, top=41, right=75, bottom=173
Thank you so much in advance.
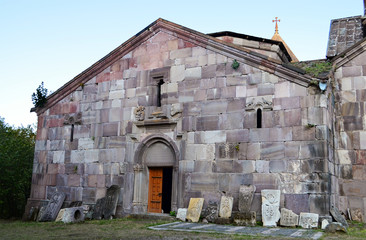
left=280, top=208, right=299, bottom=227
left=92, top=198, right=105, bottom=220
left=176, top=208, right=187, bottom=221
left=239, top=185, right=256, bottom=213
left=233, top=211, right=256, bottom=226
left=219, top=196, right=233, bottom=219
left=186, top=198, right=204, bottom=223
left=330, top=205, right=349, bottom=228
left=38, top=192, right=65, bottom=222
left=299, top=212, right=319, bottom=229
left=62, top=207, right=85, bottom=223
left=103, top=185, right=120, bottom=219
left=202, top=201, right=219, bottom=223
left=261, top=190, right=280, bottom=227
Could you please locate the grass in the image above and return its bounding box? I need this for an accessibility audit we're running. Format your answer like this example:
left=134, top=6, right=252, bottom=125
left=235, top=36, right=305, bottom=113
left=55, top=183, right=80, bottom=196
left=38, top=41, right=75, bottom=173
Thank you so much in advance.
left=0, top=218, right=366, bottom=240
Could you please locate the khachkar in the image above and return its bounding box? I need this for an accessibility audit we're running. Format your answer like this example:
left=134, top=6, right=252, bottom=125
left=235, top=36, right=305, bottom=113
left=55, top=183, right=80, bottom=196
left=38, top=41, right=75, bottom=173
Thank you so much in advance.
left=233, top=185, right=257, bottom=226
left=261, top=189, right=281, bottom=227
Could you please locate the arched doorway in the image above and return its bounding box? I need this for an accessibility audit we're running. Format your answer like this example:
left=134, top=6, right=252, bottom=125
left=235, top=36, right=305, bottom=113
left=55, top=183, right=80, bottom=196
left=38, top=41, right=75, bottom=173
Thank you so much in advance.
left=132, top=134, right=179, bottom=214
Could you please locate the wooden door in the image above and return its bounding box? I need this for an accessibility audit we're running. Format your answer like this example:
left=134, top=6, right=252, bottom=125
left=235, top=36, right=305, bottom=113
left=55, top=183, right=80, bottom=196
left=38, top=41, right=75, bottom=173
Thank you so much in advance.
left=148, top=168, right=163, bottom=213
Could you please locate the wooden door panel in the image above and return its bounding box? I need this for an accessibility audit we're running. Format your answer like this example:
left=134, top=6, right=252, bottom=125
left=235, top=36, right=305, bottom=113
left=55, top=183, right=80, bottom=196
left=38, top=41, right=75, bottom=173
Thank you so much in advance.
left=148, top=168, right=163, bottom=213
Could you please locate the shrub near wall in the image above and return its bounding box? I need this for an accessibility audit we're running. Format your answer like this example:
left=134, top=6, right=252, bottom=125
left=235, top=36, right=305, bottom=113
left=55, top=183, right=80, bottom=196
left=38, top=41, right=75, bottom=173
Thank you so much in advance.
left=0, top=118, right=35, bottom=219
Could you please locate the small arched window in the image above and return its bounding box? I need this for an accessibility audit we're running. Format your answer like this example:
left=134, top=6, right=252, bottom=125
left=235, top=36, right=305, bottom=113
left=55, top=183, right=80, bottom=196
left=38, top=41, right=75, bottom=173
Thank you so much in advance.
left=257, top=109, right=262, bottom=128
left=157, top=79, right=164, bottom=107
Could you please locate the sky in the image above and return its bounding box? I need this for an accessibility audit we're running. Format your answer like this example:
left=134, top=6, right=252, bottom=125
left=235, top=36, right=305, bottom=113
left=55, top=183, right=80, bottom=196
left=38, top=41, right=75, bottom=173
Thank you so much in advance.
left=0, top=0, right=363, bottom=128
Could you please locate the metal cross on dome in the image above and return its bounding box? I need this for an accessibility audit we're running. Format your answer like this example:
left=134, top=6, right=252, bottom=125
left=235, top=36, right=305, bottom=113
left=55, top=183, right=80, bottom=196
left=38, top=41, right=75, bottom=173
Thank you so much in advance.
left=272, top=17, right=280, bottom=34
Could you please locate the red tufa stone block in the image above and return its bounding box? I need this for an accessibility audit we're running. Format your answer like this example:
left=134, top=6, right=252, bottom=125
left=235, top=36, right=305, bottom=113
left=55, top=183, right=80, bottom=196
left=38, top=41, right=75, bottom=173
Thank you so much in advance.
left=88, top=175, right=97, bottom=187
left=47, top=164, right=59, bottom=174
left=47, top=118, right=63, bottom=128
left=68, top=174, right=81, bottom=187
left=184, top=41, right=196, bottom=48
left=110, top=72, right=123, bottom=81
left=69, top=103, right=78, bottom=113
left=221, top=36, right=234, bottom=43
left=356, top=150, right=366, bottom=165
left=129, top=57, right=137, bottom=68
left=96, top=72, right=111, bottom=83
left=49, top=103, right=62, bottom=115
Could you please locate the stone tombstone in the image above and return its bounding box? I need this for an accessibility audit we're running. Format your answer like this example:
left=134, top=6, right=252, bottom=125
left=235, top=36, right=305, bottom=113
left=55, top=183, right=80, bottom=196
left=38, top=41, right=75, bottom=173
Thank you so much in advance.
left=351, top=208, right=363, bottom=222
left=239, top=185, right=256, bottom=213
left=299, top=212, right=319, bottom=229
left=202, top=201, right=219, bottom=223
left=176, top=208, right=187, bottom=221
left=38, top=192, right=65, bottom=222
left=92, top=198, right=106, bottom=220
left=103, top=185, right=121, bottom=219
left=219, top=196, right=233, bottom=219
left=186, top=198, right=204, bottom=223
left=280, top=208, right=299, bottom=227
left=330, top=205, right=349, bottom=228
left=62, top=207, right=85, bottom=223
left=261, top=190, right=281, bottom=227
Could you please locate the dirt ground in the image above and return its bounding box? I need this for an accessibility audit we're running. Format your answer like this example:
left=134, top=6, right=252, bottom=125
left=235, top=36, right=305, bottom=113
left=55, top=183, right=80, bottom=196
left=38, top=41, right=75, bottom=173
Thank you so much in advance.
left=0, top=218, right=365, bottom=240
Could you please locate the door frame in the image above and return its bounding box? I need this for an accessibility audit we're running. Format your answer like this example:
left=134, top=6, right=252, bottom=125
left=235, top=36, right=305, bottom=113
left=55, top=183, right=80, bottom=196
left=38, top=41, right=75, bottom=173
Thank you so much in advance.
left=132, top=134, right=180, bottom=214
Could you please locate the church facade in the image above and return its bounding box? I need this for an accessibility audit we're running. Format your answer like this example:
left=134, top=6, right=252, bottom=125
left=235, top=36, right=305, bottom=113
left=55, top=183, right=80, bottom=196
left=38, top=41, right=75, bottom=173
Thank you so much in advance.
left=25, top=14, right=366, bottom=221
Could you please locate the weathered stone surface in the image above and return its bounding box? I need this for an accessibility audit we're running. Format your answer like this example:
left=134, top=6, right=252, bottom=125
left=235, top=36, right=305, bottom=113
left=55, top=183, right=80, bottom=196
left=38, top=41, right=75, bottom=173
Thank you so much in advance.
left=62, top=207, right=85, bottom=223
left=202, top=200, right=219, bottom=223
left=38, top=192, right=65, bottom=222
left=176, top=208, right=187, bottom=221
left=299, top=212, right=319, bottom=229
left=261, top=189, right=281, bottom=227
left=330, top=205, right=349, bottom=228
left=280, top=208, right=298, bottom=227
left=350, top=208, right=363, bottom=222
left=186, top=198, right=204, bottom=223
left=92, top=197, right=105, bottom=220
left=233, top=211, right=256, bottom=226
left=321, top=219, right=330, bottom=229
left=239, top=185, right=256, bottom=213
left=55, top=209, right=66, bottom=222
left=325, top=222, right=347, bottom=233
left=219, top=196, right=233, bottom=218
left=103, top=185, right=120, bottom=219
left=284, top=194, right=309, bottom=214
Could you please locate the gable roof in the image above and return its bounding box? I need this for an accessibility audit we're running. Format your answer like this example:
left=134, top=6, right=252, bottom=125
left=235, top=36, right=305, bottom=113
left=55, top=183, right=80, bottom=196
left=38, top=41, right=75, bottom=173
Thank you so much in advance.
left=32, top=18, right=315, bottom=114
left=331, top=36, right=366, bottom=68
left=208, top=31, right=292, bottom=62
left=326, top=15, right=364, bottom=58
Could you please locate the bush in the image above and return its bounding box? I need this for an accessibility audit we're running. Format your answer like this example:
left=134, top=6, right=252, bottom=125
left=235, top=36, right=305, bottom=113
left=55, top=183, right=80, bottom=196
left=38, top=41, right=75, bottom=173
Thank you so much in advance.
left=0, top=118, right=35, bottom=218
left=31, top=82, right=48, bottom=108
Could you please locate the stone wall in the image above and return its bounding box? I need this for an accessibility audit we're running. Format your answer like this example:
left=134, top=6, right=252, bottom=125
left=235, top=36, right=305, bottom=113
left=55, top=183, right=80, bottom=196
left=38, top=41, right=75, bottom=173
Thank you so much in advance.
left=333, top=50, right=366, bottom=221
left=28, top=29, right=330, bottom=217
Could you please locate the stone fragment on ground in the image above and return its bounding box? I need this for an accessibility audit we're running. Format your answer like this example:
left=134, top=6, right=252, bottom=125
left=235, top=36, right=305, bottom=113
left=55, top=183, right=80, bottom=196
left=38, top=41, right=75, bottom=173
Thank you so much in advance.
left=325, top=222, right=347, bottom=233
left=299, top=212, right=319, bottom=229
left=176, top=208, right=187, bottom=221
left=280, top=208, right=298, bottom=227
left=330, top=205, right=349, bottom=228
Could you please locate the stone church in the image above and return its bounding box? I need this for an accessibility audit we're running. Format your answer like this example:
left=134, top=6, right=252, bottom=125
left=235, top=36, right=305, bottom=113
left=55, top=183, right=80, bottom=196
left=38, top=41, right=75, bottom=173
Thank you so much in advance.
left=25, top=5, right=366, bottom=222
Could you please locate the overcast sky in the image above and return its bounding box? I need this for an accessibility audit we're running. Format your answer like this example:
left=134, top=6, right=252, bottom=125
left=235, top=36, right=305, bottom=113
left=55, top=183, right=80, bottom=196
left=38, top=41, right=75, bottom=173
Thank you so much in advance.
left=0, top=0, right=363, bottom=128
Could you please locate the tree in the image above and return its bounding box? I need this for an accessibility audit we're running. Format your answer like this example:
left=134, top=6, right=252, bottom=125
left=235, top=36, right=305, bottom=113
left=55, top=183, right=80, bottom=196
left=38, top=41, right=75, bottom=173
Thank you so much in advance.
left=31, top=82, right=48, bottom=108
left=0, top=118, right=35, bottom=219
